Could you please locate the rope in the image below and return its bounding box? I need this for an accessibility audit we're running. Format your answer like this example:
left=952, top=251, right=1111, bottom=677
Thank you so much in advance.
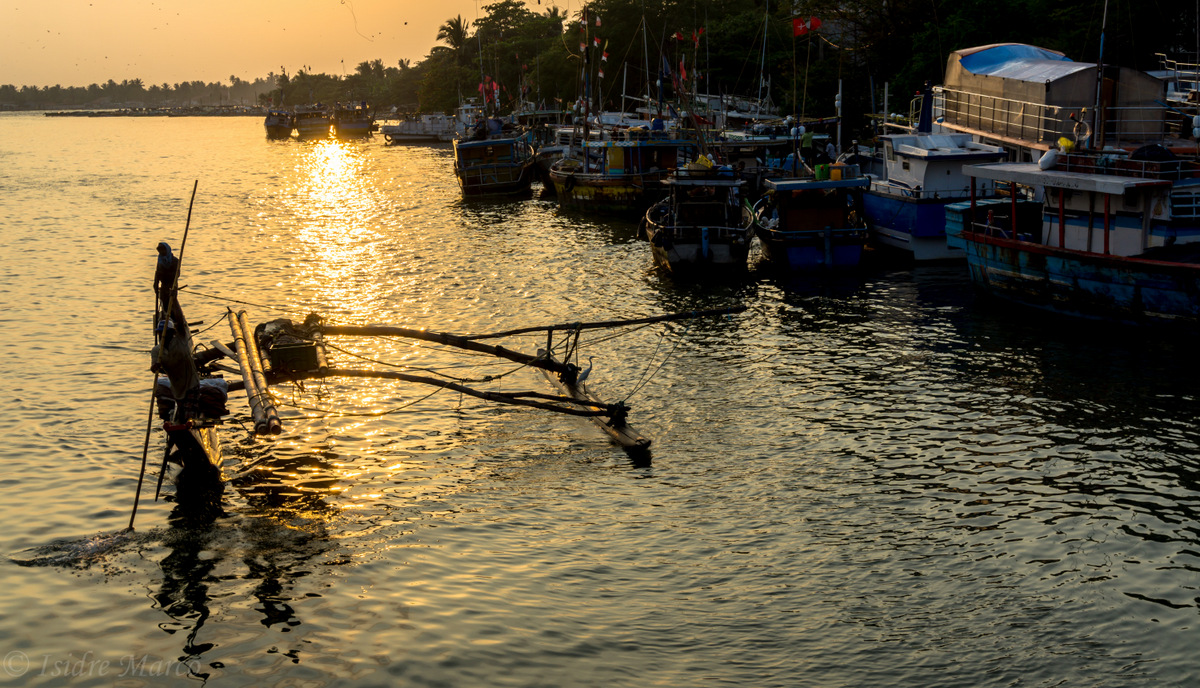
left=187, top=310, right=229, bottom=338
left=622, top=318, right=692, bottom=402
left=177, top=288, right=312, bottom=316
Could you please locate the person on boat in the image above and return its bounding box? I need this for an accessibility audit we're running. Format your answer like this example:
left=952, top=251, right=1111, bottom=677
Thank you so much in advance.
left=825, top=138, right=837, bottom=163
left=800, top=127, right=814, bottom=166
left=154, top=242, right=180, bottom=322
left=472, top=117, right=488, bottom=140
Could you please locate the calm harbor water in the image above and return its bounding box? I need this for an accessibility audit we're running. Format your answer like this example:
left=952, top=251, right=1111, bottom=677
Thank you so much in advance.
left=1, top=112, right=1198, bottom=687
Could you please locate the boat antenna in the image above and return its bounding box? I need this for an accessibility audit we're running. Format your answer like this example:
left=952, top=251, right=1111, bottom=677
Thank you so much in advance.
left=128, top=180, right=199, bottom=530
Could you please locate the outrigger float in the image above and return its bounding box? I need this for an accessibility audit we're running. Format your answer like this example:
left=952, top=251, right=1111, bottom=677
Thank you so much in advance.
left=147, top=247, right=747, bottom=490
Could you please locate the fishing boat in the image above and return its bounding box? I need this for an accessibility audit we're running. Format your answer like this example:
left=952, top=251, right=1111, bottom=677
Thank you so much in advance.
left=451, top=126, right=537, bottom=197
left=263, top=108, right=293, bottom=139
left=292, top=105, right=330, bottom=139
left=861, top=83, right=1008, bottom=261
left=750, top=173, right=871, bottom=269
left=152, top=311, right=229, bottom=480
left=643, top=170, right=751, bottom=274
left=549, top=130, right=700, bottom=215
left=947, top=152, right=1200, bottom=326
left=331, top=102, right=373, bottom=138
left=532, top=125, right=607, bottom=190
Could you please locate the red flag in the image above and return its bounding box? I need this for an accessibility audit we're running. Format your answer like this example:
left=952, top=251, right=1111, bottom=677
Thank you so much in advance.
left=794, top=16, right=821, bottom=36
left=579, top=42, right=586, bottom=52
left=601, top=51, right=609, bottom=62
left=598, top=68, right=605, bottom=79
left=595, top=17, right=601, bottom=27
left=673, top=31, right=685, bottom=41
left=593, top=36, right=600, bottom=47
left=693, top=28, right=704, bottom=47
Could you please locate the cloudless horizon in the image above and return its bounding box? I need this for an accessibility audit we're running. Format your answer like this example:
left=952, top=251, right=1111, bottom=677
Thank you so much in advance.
left=2, top=0, right=564, bottom=88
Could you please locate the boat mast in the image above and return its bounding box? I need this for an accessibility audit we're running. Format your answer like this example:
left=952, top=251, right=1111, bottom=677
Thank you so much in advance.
left=756, top=0, right=769, bottom=118
left=582, top=3, right=592, bottom=170
left=477, top=26, right=488, bottom=117
left=1091, top=0, right=1108, bottom=148
left=641, top=2, right=651, bottom=120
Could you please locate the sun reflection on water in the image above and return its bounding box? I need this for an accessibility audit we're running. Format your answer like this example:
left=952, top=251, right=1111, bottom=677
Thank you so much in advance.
left=287, top=139, right=391, bottom=318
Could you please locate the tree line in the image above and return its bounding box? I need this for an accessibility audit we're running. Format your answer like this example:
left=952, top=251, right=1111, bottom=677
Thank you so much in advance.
left=4, top=0, right=1195, bottom=126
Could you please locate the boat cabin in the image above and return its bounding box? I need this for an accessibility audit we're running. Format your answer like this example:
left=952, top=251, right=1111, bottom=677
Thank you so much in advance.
left=580, top=132, right=697, bottom=176
left=878, top=133, right=1006, bottom=196
left=762, top=176, right=870, bottom=231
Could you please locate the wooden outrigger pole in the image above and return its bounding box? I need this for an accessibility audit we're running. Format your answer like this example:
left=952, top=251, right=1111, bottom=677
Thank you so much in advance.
left=289, top=306, right=744, bottom=453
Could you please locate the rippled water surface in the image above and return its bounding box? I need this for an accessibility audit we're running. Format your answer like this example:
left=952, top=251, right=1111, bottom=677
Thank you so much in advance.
left=2, top=112, right=1199, bottom=686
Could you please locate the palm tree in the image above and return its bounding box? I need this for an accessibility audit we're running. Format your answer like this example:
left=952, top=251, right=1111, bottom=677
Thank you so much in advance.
left=436, top=15, right=469, bottom=52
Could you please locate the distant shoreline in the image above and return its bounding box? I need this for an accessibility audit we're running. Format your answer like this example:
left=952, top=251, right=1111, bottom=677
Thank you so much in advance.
left=40, top=105, right=266, bottom=117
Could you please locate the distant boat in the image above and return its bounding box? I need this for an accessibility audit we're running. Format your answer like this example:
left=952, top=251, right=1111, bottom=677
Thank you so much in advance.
left=331, top=102, right=373, bottom=138
left=380, top=113, right=457, bottom=144
left=643, top=170, right=751, bottom=274
left=293, top=105, right=330, bottom=139
left=750, top=174, right=871, bottom=269
left=263, top=108, right=293, bottom=139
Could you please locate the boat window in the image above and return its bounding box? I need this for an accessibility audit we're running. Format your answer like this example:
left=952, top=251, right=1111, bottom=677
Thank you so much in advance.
left=1123, top=191, right=1140, bottom=210
left=884, top=141, right=895, bottom=162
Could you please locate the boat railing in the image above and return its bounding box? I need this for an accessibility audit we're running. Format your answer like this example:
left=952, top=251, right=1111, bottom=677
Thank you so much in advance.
left=869, top=178, right=980, bottom=201
left=1093, top=105, right=1180, bottom=148
left=934, top=87, right=1074, bottom=145
left=1156, top=53, right=1200, bottom=93
left=1055, top=152, right=1200, bottom=181
left=458, top=164, right=526, bottom=186
left=936, top=87, right=1179, bottom=149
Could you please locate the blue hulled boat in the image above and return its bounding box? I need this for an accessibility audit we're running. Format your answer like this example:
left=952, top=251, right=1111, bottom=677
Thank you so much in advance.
left=949, top=154, right=1200, bottom=326
left=750, top=175, right=871, bottom=269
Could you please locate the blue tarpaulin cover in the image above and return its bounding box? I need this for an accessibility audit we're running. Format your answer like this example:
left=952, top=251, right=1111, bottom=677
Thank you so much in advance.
left=958, top=44, right=1091, bottom=82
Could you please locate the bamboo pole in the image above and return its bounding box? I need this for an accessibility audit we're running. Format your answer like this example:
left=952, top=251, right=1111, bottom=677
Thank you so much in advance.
left=236, top=310, right=282, bottom=434
left=127, top=374, right=158, bottom=531
left=229, top=308, right=269, bottom=435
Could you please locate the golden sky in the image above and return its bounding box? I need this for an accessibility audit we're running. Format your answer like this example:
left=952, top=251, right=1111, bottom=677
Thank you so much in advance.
left=2, top=0, right=561, bottom=88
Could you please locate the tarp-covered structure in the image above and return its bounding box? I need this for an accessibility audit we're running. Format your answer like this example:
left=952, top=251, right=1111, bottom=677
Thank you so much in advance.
left=940, top=43, right=1166, bottom=149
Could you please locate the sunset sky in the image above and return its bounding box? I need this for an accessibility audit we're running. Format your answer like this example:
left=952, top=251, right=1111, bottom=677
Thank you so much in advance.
left=2, top=0, right=565, bottom=88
